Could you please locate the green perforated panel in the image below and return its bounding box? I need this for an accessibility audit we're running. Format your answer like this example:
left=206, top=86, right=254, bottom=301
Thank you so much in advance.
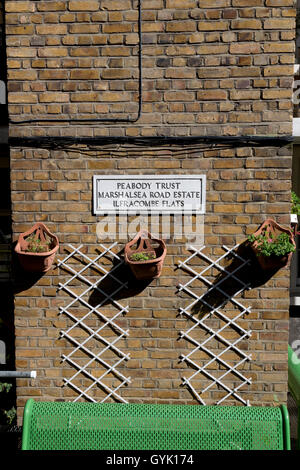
left=22, top=399, right=288, bottom=450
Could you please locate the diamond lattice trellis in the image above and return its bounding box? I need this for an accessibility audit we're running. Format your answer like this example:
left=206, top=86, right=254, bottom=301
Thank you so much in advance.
left=57, top=243, right=131, bottom=403
left=177, top=244, right=252, bottom=406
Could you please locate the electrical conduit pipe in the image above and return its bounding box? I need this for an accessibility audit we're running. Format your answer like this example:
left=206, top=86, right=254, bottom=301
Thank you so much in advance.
left=0, top=371, right=36, bottom=378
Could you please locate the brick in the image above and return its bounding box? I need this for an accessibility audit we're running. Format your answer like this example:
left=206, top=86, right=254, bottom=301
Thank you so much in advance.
left=230, top=43, right=261, bottom=54
left=233, top=0, right=264, bottom=3
left=102, top=23, right=133, bottom=34
left=5, top=2, right=35, bottom=12
left=197, top=90, right=227, bottom=100
left=264, top=18, right=295, bottom=30
left=60, top=13, right=76, bottom=22
left=165, top=21, right=196, bottom=33
left=6, top=25, right=34, bottom=35
left=266, top=0, right=295, bottom=5
left=36, top=25, right=68, bottom=35
left=166, top=0, right=196, bottom=7
left=15, top=349, right=43, bottom=358
left=101, top=69, right=132, bottom=79
left=70, top=47, right=99, bottom=56
left=230, top=90, right=261, bottom=100
left=31, top=59, right=46, bottom=68
left=7, top=70, right=37, bottom=80
left=101, top=46, right=130, bottom=56
left=39, top=93, right=69, bottom=103
left=198, top=21, right=228, bottom=31
left=87, top=161, right=115, bottom=169
left=7, top=59, right=22, bottom=68
left=69, top=24, right=99, bottom=34
left=100, top=0, right=131, bottom=10
left=262, top=89, right=292, bottom=99
left=232, top=19, right=262, bottom=29
left=164, top=91, right=195, bottom=101
left=188, top=32, right=205, bottom=43
left=197, top=44, right=228, bottom=54
left=198, top=0, right=230, bottom=6
left=165, top=113, right=195, bottom=123
left=6, top=47, right=36, bottom=58
left=214, top=204, right=243, bottom=213
left=166, top=45, right=196, bottom=55
left=264, top=43, right=295, bottom=53
left=68, top=1, right=99, bottom=11
left=70, top=69, right=99, bottom=79
left=8, top=93, right=38, bottom=103
left=37, top=2, right=66, bottom=11
left=38, top=70, right=69, bottom=80
left=38, top=47, right=68, bottom=57
left=230, top=67, right=261, bottom=77
left=264, top=65, right=294, bottom=76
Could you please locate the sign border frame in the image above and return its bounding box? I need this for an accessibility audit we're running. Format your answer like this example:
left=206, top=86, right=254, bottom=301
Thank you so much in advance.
left=93, top=174, right=206, bottom=215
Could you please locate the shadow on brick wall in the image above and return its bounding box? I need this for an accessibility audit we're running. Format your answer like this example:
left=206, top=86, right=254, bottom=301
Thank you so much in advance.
left=189, top=241, right=280, bottom=318
left=88, top=248, right=152, bottom=307
left=10, top=241, right=45, bottom=294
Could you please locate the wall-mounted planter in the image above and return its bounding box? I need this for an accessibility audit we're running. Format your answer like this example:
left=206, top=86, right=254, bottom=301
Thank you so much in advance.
left=124, top=230, right=167, bottom=281
left=248, top=218, right=295, bottom=271
left=14, top=222, right=59, bottom=273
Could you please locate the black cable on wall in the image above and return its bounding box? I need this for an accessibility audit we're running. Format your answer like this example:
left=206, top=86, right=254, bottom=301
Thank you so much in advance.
left=8, top=134, right=294, bottom=149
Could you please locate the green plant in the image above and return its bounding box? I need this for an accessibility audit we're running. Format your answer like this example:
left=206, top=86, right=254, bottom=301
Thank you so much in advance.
left=0, top=382, right=16, bottom=425
left=129, top=251, right=156, bottom=262
left=24, top=234, right=53, bottom=253
left=292, top=191, right=300, bottom=216
left=4, top=406, right=16, bottom=425
left=248, top=231, right=295, bottom=258
left=0, top=382, right=12, bottom=394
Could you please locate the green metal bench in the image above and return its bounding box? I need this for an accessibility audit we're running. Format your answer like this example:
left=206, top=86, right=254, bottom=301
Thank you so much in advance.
left=21, top=398, right=290, bottom=451
left=288, top=344, right=300, bottom=450
left=22, top=399, right=290, bottom=450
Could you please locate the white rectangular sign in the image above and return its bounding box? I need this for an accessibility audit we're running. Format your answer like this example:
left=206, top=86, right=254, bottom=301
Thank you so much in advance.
left=93, top=175, right=206, bottom=214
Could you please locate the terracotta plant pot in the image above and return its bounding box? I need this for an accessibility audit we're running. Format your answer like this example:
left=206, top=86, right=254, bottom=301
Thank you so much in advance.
left=14, top=222, right=59, bottom=273
left=249, top=218, right=296, bottom=271
left=124, top=230, right=167, bottom=280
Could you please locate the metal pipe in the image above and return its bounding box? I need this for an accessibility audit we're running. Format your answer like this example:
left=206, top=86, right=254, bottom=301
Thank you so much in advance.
left=0, top=371, right=36, bottom=378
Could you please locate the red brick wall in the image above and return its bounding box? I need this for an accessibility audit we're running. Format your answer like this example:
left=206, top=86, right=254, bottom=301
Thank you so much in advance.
left=6, top=0, right=296, bottom=137
left=5, top=0, right=295, bottom=422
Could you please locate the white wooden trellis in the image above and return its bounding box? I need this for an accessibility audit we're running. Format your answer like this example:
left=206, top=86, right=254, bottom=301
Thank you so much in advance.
left=177, top=244, right=252, bottom=406
left=57, top=243, right=131, bottom=403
